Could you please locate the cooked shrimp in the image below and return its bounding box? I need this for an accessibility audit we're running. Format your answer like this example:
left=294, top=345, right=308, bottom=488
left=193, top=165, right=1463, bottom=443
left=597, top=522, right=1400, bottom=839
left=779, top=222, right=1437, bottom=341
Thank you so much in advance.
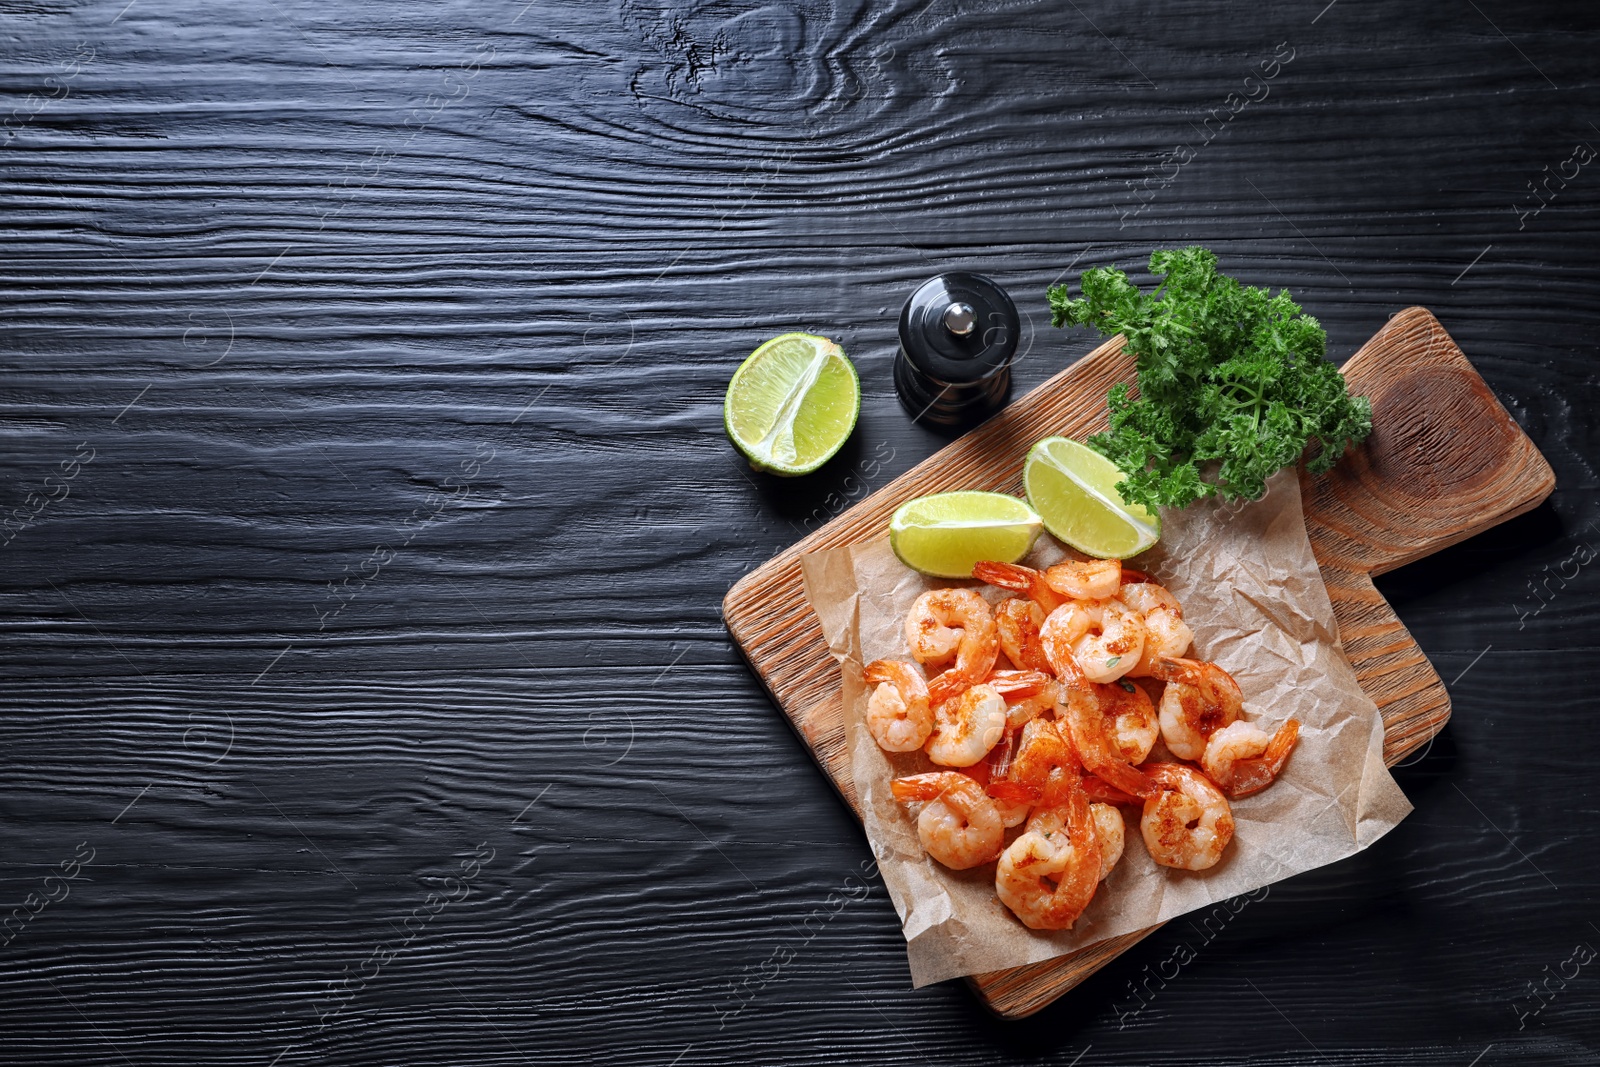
left=995, top=767, right=1100, bottom=930
left=1148, top=657, right=1243, bottom=760
left=1120, top=582, right=1195, bottom=676
left=1055, top=676, right=1157, bottom=799
left=925, top=684, right=1006, bottom=767
left=1093, top=679, right=1160, bottom=765
left=977, top=563, right=1059, bottom=673
left=1141, top=763, right=1234, bottom=870
left=985, top=717, right=1088, bottom=850
left=1005, top=660, right=1153, bottom=802
left=904, top=589, right=999, bottom=704
left=1077, top=599, right=1146, bottom=684
left=1043, top=558, right=1122, bottom=600
left=904, top=589, right=964, bottom=666
left=890, top=772, right=1004, bottom=870
left=1039, top=600, right=1093, bottom=672
left=1118, top=581, right=1182, bottom=619
left=995, top=596, right=1051, bottom=672
left=1039, top=598, right=1145, bottom=685
left=1202, top=718, right=1300, bottom=798
left=1090, top=802, right=1125, bottom=880
left=1130, top=608, right=1195, bottom=676
left=998, top=716, right=1075, bottom=793
left=862, top=660, right=933, bottom=753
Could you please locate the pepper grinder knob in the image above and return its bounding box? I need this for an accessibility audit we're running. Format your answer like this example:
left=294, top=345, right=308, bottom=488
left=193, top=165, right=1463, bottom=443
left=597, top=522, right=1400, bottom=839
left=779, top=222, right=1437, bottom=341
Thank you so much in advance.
left=943, top=302, right=976, bottom=337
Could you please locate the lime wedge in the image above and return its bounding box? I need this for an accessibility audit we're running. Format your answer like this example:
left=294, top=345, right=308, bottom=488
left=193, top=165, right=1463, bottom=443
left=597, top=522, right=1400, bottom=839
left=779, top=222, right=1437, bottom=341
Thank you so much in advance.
left=889, top=492, right=1043, bottom=578
left=1023, top=437, right=1160, bottom=559
left=724, top=333, right=859, bottom=476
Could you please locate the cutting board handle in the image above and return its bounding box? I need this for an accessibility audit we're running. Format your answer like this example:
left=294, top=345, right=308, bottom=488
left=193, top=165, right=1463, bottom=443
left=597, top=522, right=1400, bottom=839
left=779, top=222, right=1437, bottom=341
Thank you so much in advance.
left=1301, top=307, right=1555, bottom=577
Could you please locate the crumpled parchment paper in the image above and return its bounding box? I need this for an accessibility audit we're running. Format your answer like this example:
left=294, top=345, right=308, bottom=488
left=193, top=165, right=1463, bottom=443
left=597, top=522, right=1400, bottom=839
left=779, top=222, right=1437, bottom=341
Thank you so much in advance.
left=800, top=469, right=1413, bottom=987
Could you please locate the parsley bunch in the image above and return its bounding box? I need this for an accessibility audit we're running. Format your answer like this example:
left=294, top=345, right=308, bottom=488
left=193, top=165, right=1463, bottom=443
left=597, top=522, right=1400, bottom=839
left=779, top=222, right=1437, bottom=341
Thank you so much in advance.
left=1048, top=247, right=1372, bottom=510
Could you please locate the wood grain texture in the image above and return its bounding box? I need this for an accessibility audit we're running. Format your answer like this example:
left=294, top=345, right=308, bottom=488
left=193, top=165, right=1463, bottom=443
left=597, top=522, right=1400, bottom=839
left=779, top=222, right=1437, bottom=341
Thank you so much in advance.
left=2, top=0, right=1598, bottom=1061
left=724, top=307, right=1554, bottom=1016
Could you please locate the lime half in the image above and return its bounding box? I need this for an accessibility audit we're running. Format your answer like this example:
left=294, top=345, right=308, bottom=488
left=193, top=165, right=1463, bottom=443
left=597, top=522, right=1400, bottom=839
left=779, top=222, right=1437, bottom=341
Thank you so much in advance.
left=724, top=333, right=859, bottom=476
left=889, top=491, right=1043, bottom=578
left=1023, top=437, right=1160, bottom=558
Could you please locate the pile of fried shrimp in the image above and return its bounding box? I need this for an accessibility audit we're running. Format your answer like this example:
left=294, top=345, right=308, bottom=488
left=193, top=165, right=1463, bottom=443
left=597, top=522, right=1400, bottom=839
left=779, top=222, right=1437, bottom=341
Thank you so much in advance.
left=863, top=558, right=1300, bottom=932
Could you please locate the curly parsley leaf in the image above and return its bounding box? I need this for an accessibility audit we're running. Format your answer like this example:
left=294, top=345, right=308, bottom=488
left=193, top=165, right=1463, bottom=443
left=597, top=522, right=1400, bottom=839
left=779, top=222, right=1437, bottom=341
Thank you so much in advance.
left=1048, top=247, right=1372, bottom=509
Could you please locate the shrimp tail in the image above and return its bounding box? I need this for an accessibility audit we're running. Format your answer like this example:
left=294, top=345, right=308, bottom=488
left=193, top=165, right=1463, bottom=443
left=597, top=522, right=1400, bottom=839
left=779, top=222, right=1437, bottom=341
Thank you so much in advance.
left=925, top=671, right=963, bottom=706
left=972, top=560, right=1037, bottom=593
left=1264, top=718, right=1299, bottom=763
left=1081, top=775, right=1140, bottom=806
left=1087, top=761, right=1158, bottom=800
left=1046, top=637, right=1088, bottom=686
left=987, top=669, right=1053, bottom=697
left=864, top=660, right=929, bottom=702
left=1226, top=719, right=1300, bottom=798
left=1148, top=656, right=1205, bottom=685
left=890, top=771, right=964, bottom=804
left=974, top=560, right=1064, bottom=611
left=987, top=779, right=1039, bottom=804
left=1120, top=567, right=1154, bottom=585
left=983, top=727, right=1016, bottom=782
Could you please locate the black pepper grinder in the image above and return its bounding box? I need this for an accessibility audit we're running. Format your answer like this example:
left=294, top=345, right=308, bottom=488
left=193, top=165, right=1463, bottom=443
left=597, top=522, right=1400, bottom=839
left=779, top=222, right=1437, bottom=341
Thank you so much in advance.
left=893, top=271, right=1020, bottom=431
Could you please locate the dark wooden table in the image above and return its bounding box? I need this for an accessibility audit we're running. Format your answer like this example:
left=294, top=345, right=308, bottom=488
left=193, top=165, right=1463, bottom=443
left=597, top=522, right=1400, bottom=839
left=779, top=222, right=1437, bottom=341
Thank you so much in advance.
left=2, top=1, right=1596, bottom=1063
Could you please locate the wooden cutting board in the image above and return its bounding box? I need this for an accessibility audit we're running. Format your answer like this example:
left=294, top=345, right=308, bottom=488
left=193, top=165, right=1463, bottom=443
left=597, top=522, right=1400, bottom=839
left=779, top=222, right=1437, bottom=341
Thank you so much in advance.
left=721, top=307, right=1554, bottom=1018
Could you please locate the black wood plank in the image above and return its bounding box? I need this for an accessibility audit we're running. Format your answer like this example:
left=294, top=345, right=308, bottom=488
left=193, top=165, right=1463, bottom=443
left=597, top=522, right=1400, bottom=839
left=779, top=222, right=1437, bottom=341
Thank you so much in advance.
left=1, top=0, right=1597, bottom=1062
